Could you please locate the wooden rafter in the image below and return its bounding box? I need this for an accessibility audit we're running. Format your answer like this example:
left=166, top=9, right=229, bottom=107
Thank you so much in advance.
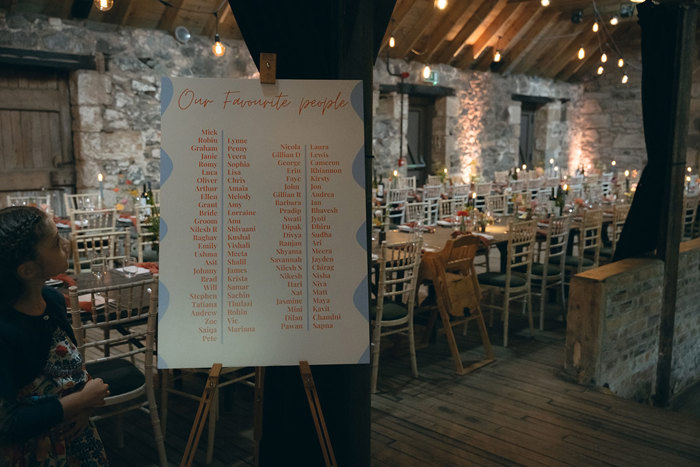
left=502, top=11, right=562, bottom=74
left=564, top=21, right=637, bottom=81
left=468, top=1, right=524, bottom=66
left=496, top=2, right=544, bottom=60
left=539, top=20, right=599, bottom=78
left=436, top=0, right=498, bottom=64
left=423, top=0, right=474, bottom=63
left=157, top=0, right=183, bottom=32
left=525, top=18, right=592, bottom=76
left=472, top=47, right=495, bottom=72
left=511, top=16, right=573, bottom=75
left=100, top=0, right=134, bottom=26
left=392, top=1, right=439, bottom=60
left=380, top=0, right=418, bottom=55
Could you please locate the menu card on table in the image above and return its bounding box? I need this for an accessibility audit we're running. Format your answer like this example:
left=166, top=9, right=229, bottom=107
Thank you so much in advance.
left=158, top=78, right=368, bottom=369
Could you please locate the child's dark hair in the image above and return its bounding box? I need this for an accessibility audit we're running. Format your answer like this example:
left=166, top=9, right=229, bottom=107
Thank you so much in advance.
left=0, top=206, right=50, bottom=305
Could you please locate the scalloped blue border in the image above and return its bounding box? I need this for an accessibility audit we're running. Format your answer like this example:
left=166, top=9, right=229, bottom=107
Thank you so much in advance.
left=161, top=77, right=173, bottom=116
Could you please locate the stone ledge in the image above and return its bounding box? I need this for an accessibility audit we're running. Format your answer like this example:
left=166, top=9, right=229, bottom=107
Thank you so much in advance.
left=573, top=257, right=662, bottom=283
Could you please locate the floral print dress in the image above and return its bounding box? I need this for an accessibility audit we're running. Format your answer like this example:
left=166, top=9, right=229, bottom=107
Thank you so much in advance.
left=0, top=326, right=107, bottom=466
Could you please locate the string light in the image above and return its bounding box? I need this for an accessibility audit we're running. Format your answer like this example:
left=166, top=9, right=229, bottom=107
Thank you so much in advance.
left=621, top=74, right=629, bottom=84
left=610, top=16, right=619, bottom=26
left=522, top=164, right=527, bottom=170
left=541, top=0, right=550, bottom=6
left=597, top=65, right=604, bottom=75
left=211, top=11, right=225, bottom=57
left=389, top=36, right=395, bottom=48
left=592, top=21, right=599, bottom=32
left=611, top=161, right=617, bottom=166
left=601, top=53, right=608, bottom=63
left=577, top=47, right=585, bottom=60
left=688, top=166, right=693, bottom=173
left=94, top=0, right=114, bottom=11
left=493, top=50, right=502, bottom=62
left=434, top=0, right=447, bottom=10
left=618, top=58, right=624, bottom=67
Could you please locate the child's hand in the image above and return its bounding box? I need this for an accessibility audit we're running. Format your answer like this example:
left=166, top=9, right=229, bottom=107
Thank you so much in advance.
left=80, top=378, right=110, bottom=407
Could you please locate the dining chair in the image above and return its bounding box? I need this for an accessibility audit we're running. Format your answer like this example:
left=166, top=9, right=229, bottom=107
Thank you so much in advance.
left=64, top=192, right=101, bottom=214
left=370, top=238, right=423, bottom=393
left=383, top=188, right=409, bottom=227
left=569, top=208, right=603, bottom=274
left=425, top=235, right=494, bottom=375
left=7, top=193, right=52, bottom=213
left=474, top=182, right=492, bottom=211
left=160, top=367, right=255, bottom=464
left=601, top=172, right=614, bottom=197
left=494, top=170, right=509, bottom=185
left=422, top=185, right=442, bottom=225
left=68, top=275, right=167, bottom=467
left=438, top=198, right=461, bottom=220
left=398, top=175, right=417, bottom=192
left=530, top=215, right=571, bottom=330
left=451, top=183, right=470, bottom=201
left=134, top=202, right=160, bottom=262
left=478, top=220, right=537, bottom=347
left=69, top=208, right=127, bottom=273
left=682, top=196, right=699, bottom=240
left=404, top=201, right=429, bottom=226
left=484, top=194, right=506, bottom=216
left=600, top=203, right=629, bottom=262
left=426, top=174, right=442, bottom=186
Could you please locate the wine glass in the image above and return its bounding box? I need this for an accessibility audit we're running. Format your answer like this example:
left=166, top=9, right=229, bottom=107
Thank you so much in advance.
left=121, top=257, right=139, bottom=278
left=90, top=257, right=106, bottom=282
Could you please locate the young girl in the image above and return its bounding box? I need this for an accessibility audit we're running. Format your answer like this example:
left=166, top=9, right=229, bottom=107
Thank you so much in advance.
left=0, top=206, right=110, bottom=465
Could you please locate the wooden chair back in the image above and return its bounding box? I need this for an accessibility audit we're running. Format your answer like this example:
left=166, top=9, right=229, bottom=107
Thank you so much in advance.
left=610, top=203, right=630, bottom=256
left=505, top=220, right=537, bottom=291
left=426, top=175, right=442, bottom=186
left=484, top=194, right=506, bottom=215
left=682, top=196, right=698, bottom=240
left=404, top=201, right=429, bottom=225
left=451, top=183, right=469, bottom=199
left=577, top=208, right=603, bottom=271
left=494, top=170, right=509, bottom=185
left=7, top=194, right=52, bottom=213
left=64, top=192, right=101, bottom=214
left=383, top=188, right=409, bottom=226
left=543, top=215, right=571, bottom=270
left=134, top=203, right=160, bottom=262
left=375, top=239, right=423, bottom=314
left=438, top=198, right=460, bottom=219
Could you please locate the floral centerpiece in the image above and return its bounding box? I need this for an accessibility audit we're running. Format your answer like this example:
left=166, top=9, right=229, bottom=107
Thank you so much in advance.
left=456, top=207, right=473, bottom=233
left=112, top=173, right=141, bottom=211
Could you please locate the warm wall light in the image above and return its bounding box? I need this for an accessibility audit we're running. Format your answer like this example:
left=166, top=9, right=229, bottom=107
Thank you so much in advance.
left=393, top=169, right=398, bottom=177
left=389, top=36, right=395, bottom=48
left=592, top=21, right=599, bottom=32
left=212, top=34, right=225, bottom=57
left=541, top=0, right=550, bottom=6
left=434, top=0, right=448, bottom=10
left=422, top=65, right=432, bottom=79
left=578, top=47, right=585, bottom=60
left=522, top=164, right=527, bottom=170
left=621, top=74, right=629, bottom=84
left=94, top=0, right=113, bottom=11
left=493, top=50, right=502, bottom=62
left=601, top=53, right=608, bottom=63
left=618, top=58, right=624, bottom=67
left=610, top=16, right=619, bottom=25
left=597, top=66, right=604, bottom=75
left=630, top=0, right=644, bottom=3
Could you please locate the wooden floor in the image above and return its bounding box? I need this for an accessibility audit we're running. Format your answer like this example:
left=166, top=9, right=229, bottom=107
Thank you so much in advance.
left=98, top=312, right=700, bottom=466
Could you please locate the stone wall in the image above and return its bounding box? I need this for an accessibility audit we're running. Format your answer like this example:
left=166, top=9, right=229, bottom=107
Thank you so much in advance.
left=372, top=58, right=583, bottom=181
left=0, top=12, right=258, bottom=206
left=566, top=239, right=700, bottom=402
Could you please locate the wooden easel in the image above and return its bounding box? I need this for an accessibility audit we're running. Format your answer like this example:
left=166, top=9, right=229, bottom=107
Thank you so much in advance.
left=181, top=361, right=336, bottom=467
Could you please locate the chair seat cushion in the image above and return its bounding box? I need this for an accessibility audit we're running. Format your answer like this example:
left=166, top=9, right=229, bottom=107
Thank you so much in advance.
left=370, top=300, right=409, bottom=321
left=477, top=272, right=526, bottom=288
left=552, top=255, right=594, bottom=268
left=515, top=263, right=561, bottom=276
left=598, top=246, right=613, bottom=258
left=86, top=359, right=145, bottom=396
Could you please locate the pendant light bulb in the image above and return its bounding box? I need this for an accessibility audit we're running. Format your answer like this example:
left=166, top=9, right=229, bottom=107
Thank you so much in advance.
left=577, top=47, right=585, bottom=60
left=389, top=36, right=395, bottom=48
left=610, top=16, right=619, bottom=26
left=94, top=0, right=114, bottom=12
left=434, top=0, right=448, bottom=10
left=597, top=65, right=604, bottom=75
left=621, top=74, right=629, bottom=84
left=592, top=21, right=599, bottom=32
left=212, top=34, right=225, bottom=57
left=601, top=53, right=608, bottom=63
left=493, top=50, right=502, bottom=63
left=422, top=65, right=432, bottom=80
left=541, top=0, right=550, bottom=6
left=618, top=58, right=624, bottom=68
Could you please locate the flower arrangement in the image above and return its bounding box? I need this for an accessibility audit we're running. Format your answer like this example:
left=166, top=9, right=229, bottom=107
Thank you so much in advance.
left=112, top=174, right=141, bottom=211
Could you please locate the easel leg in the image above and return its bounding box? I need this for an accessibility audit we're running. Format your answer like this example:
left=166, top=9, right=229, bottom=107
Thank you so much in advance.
left=299, top=361, right=337, bottom=467
left=254, top=366, right=265, bottom=467
left=180, top=363, right=222, bottom=467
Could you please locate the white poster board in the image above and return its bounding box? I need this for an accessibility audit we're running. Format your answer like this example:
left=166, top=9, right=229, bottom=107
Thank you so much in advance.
left=158, top=78, right=369, bottom=369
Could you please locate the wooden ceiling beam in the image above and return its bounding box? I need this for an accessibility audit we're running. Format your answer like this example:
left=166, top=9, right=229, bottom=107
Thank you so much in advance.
left=450, top=44, right=473, bottom=70
left=501, top=11, right=563, bottom=75
left=157, top=0, right=183, bottom=32
left=568, top=21, right=637, bottom=81
left=468, top=2, right=524, bottom=67
left=422, top=0, right=474, bottom=63
left=203, top=3, right=230, bottom=37
left=496, top=2, right=544, bottom=59
left=539, top=20, right=599, bottom=78
left=554, top=32, right=603, bottom=80
left=512, top=17, right=574, bottom=76
left=100, top=0, right=134, bottom=25
left=472, top=47, right=495, bottom=72
left=392, top=2, right=443, bottom=60
left=435, top=0, right=499, bottom=64
left=525, top=18, right=592, bottom=77
left=380, top=0, right=417, bottom=54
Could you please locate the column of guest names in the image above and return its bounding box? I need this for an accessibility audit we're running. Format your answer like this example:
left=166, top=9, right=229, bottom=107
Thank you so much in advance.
left=190, top=128, right=219, bottom=342
left=310, top=144, right=340, bottom=330
left=225, top=136, right=255, bottom=335
left=271, top=144, right=304, bottom=330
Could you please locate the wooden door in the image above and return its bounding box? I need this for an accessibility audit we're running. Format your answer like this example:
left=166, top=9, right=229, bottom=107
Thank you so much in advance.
left=0, top=65, right=74, bottom=191
left=407, top=95, right=434, bottom=186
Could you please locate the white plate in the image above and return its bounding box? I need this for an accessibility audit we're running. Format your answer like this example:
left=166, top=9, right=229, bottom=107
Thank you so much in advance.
left=115, top=266, right=151, bottom=275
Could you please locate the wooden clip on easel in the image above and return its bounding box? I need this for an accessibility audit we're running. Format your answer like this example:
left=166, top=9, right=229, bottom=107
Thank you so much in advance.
left=259, top=53, right=276, bottom=84
left=180, top=363, right=222, bottom=467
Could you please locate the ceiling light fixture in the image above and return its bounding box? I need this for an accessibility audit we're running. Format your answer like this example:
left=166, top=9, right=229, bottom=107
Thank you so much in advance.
left=541, top=0, right=550, bottom=7
left=211, top=12, right=225, bottom=57
left=389, top=36, right=396, bottom=48
left=434, top=0, right=448, bottom=10
left=94, top=0, right=114, bottom=12
left=578, top=47, right=585, bottom=60
left=493, top=50, right=502, bottom=63
left=610, top=16, right=619, bottom=25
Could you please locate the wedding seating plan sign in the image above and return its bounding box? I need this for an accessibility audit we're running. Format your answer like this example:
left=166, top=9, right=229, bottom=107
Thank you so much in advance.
left=158, top=78, right=369, bottom=368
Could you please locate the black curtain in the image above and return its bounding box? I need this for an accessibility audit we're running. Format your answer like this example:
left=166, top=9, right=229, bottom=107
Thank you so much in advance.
left=613, top=1, right=680, bottom=261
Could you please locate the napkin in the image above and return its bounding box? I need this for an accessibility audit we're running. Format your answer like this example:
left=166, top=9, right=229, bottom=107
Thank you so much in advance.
left=114, top=266, right=151, bottom=275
